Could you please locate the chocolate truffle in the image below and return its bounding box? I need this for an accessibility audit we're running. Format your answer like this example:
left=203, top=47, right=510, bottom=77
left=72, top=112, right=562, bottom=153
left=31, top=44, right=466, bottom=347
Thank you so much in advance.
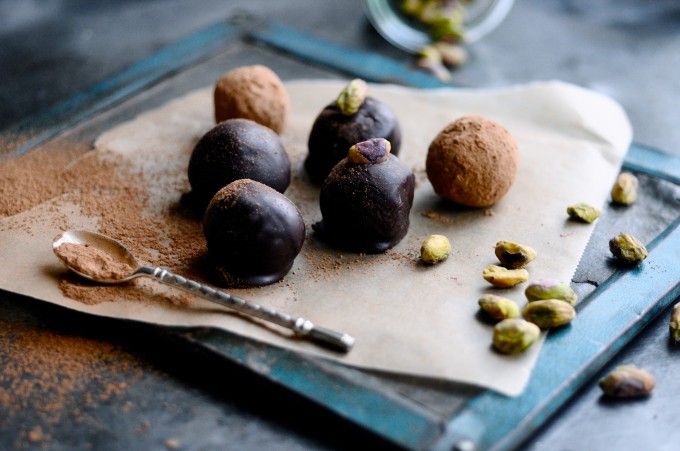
left=305, top=79, right=402, bottom=184
left=203, top=179, right=306, bottom=287
left=186, top=118, right=291, bottom=211
left=214, top=65, right=290, bottom=134
left=426, top=115, right=519, bottom=207
left=313, top=138, right=415, bottom=253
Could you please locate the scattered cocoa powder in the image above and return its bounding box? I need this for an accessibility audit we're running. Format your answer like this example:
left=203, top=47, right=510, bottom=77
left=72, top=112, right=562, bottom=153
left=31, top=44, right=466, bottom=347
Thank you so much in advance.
left=0, top=129, right=208, bottom=306
left=420, top=210, right=452, bottom=224
left=0, top=320, right=144, bottom=448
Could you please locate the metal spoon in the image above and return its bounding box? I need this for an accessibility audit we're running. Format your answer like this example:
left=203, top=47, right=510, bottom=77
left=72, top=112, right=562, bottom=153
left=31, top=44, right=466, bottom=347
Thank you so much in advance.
left=52, top=229, right=355, bottom=353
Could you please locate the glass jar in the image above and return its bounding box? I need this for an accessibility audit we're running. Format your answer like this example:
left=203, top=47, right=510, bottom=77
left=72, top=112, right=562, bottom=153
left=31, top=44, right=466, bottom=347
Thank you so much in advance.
left=363, top=0, right=515, bottom=53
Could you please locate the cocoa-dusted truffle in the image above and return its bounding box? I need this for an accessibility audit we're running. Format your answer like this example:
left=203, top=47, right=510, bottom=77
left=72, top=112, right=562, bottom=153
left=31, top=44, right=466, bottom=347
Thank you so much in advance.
left=313, top=138, right=415, bottom=253
left=426, top=115, right=519, bottom=207
left=214, top=65, right=290, bottom=134
left=203, top=179, right=306, bottom=287
left=186, top=118, right=291, bottom=211
left=305, top=79, right=402, bottom=184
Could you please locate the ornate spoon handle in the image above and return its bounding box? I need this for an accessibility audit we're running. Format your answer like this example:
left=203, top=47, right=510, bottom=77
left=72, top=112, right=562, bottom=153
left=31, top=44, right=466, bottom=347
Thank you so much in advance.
left=135, top=266, right=355, bottom=353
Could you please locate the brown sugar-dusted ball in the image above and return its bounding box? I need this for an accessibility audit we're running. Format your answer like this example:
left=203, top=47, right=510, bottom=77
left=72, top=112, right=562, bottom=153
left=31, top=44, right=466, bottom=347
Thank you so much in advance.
left=214, top=65, right=290, bottom=134
left=426, top=116, right=519, bottom=207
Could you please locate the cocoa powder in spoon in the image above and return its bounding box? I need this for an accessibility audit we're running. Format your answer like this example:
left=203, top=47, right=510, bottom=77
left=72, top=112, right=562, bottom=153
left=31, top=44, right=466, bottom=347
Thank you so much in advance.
left=54, top=242, right=136, bottom=281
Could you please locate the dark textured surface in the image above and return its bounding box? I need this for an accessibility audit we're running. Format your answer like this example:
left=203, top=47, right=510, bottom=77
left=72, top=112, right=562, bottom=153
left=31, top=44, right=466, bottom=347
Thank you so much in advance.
left=1, top=1, right=680, bottom=450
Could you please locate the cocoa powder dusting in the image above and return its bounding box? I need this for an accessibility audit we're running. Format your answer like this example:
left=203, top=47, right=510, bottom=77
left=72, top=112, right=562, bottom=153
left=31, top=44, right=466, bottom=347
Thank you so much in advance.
left=0, top=321, right=143, bottom=448
left=54, top=242, right=136, bottom=281
left=0, top=133, right=208, bottom=306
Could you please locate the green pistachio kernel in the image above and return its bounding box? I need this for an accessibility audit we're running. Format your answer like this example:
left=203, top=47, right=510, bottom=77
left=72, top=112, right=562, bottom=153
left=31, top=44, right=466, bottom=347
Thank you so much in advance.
left=336, top=79, right=368, bottom=116
left=492, top=318, right=540, bottom=354
left=567, top=202, right=601, bottom=223
left=609, top=232, right=648, bottom=263
left=495, top=240, right=537, bottom=269
left=478, top=294, right=520, bottom=321
left=482, top=264, right=528, bottom=288
left=670, top=303, right=680, bottom=344
left=420, top=234, right=451, bottom=264
left=611, top=172, right=639, bottom=205
left=522, top=299, right=576, bottom=329
left=599, top=365, right=656, bottom=398
left=525, top=279, right=578, bottom=305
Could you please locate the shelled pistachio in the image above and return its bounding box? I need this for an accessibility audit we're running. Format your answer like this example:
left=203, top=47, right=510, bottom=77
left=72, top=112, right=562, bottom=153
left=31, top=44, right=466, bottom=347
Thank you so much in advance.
left=599, top=365, right=655, bottom=398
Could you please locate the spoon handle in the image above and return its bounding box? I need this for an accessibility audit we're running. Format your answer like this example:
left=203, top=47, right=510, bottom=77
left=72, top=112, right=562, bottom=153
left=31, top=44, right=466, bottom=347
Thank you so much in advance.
left=136, top=266, right=355, bottom=353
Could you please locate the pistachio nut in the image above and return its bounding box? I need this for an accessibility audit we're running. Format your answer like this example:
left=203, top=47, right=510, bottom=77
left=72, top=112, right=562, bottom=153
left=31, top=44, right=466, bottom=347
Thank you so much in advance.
left=599, top=365, right=655, bottom=398
left=567, top=202, right=601, bottom=223
left=492, top=318, right=540, bottom=354
left=525, top=279, right=578, bottom=305
left=421, top=234, right=451, bottom=264
left=478, top=294, right=520, bottom=321
left=522, top=299, right=576, bottom=329
left=416, top=46, right=451, bottom=82
left=609, top=232, right=648, bottom=263
left=495, top=240, right=537, bottom=269
left=483, top=265, right=528, bottom=288
left=670, top=303, right=680, bottom=344
left=611, top=172, right=639, bottom=205
left=434, top=41, right=468, bottom=68
left=336, top=79, right=368, bottom=116
left=348, top=138, right=391, bottom=164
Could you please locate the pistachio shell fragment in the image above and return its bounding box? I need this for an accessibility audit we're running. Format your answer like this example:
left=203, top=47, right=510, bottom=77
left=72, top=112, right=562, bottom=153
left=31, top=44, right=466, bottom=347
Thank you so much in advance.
left=522, top=299, right=576, bottom=329
left=492, top=318, right=540, bottom=354
left=478, top=294, right=520, bottom=321
left=525, top=279, right=578, bottom=305
left=336, top=79, right=368, bottom=116
left=599, top=365, right=655, bottom=398
left=420, top=234, right=451, bottom=264
left=567, top=202, right=601, bottom=223
left=611, top=173, right=638, bottom=205
left=495, top=240, right=537, bottom=269
left=609, top=233, right=648, bottom=263
left=483, top=265, right=528, bottom=288
left=670, top=303, right=680, bottom=344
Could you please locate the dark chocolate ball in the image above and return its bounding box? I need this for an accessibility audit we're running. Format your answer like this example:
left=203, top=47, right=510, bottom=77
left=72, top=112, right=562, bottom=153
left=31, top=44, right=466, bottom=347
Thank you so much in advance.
left=203, top=179, right=306, bottom=287
left=187, top=119, right=291, bottom=211
left=313, top=154, right=415, bottom=253
left=305, top=97, right=401, bottom=184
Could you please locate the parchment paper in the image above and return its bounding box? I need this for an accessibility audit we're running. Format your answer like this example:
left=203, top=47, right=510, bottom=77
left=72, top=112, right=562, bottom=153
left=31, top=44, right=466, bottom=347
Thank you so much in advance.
left=0, top=81, right=631, bottom=396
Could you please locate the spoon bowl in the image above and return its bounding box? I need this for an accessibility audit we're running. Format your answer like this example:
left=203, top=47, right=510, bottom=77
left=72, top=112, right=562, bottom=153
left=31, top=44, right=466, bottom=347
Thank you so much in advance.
left=53, top=229, right=140, bottom=283
left=52, top=229, right=355, bottom=353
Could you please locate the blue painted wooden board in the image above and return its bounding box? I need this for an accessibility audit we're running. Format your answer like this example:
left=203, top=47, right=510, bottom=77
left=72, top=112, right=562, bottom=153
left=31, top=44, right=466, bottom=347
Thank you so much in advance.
left=1, top=18, right=679, bottom=451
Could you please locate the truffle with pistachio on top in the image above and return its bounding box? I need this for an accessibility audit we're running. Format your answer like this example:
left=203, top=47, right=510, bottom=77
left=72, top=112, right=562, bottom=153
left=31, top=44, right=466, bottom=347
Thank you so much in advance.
left=305, top=79, right=402, bottom=184
left=313, top=138, right=415, bottom=253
